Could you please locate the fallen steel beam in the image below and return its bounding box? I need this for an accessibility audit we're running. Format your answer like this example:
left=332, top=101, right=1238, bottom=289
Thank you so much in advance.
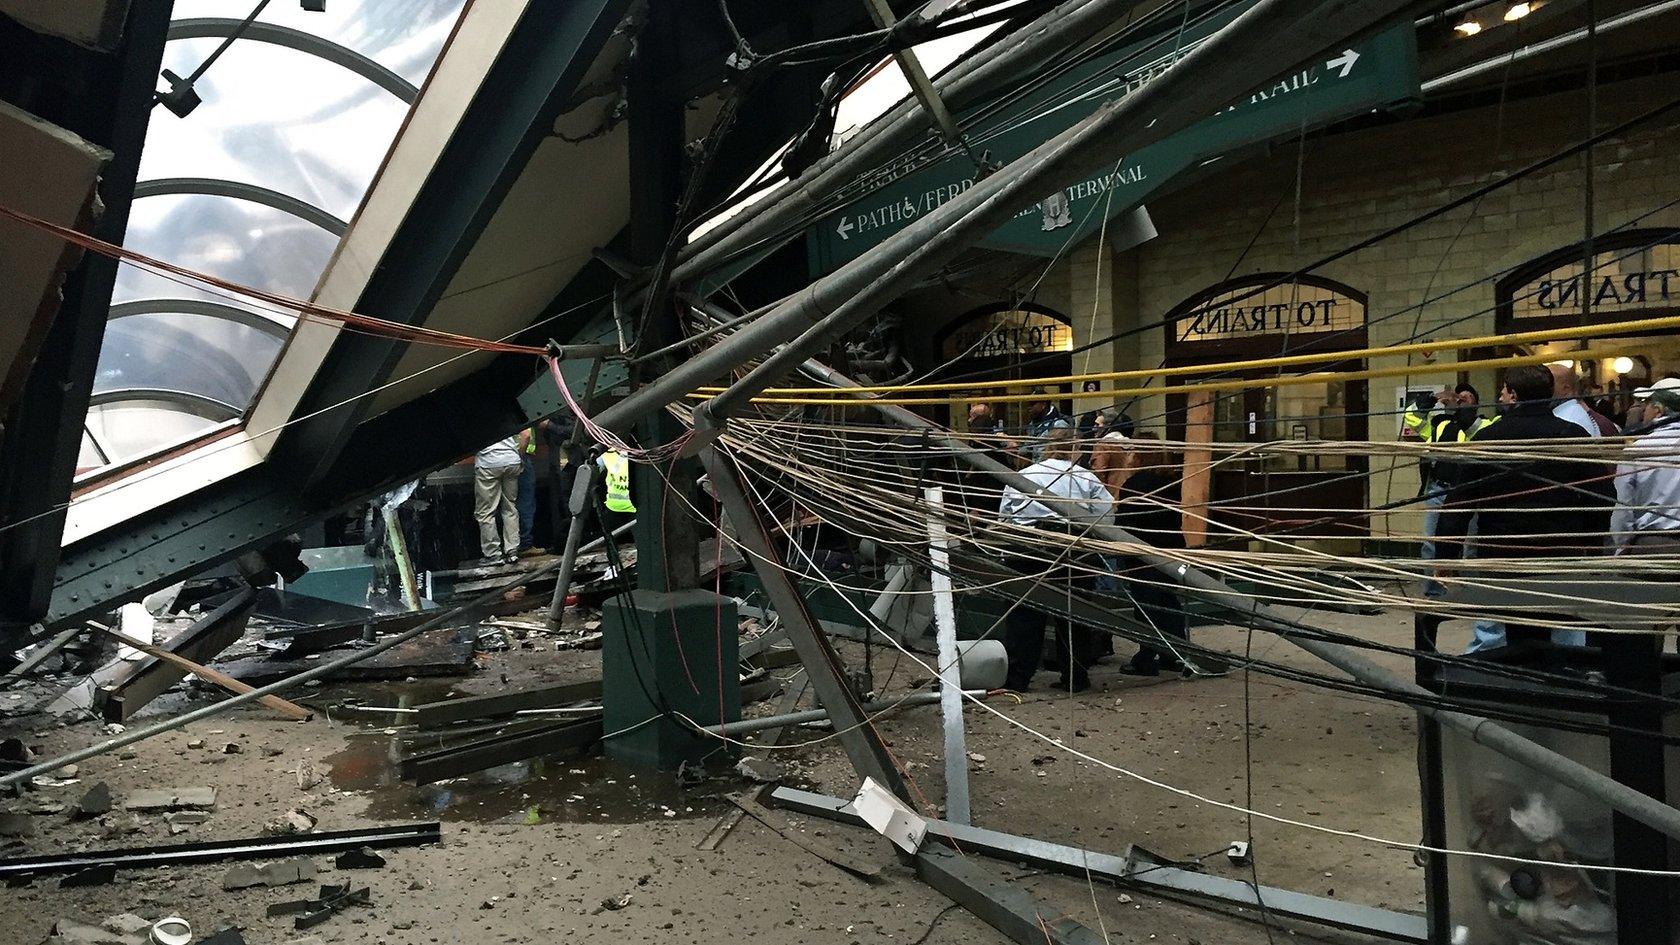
left=547, top=464, right=600, bottom=626
left=0, top=624, right=84, bottom=689
left=97, top=587, right=257, bottom=722
left=861, top=0, right=964, bottom=146
left=414, top=680, right=603, bottom=730
left=0, top=823, right=440, bottom=880
left=916, top=845, right=1108, bottom=945
left=400, top=717, right=603, bottom=784
left=770, top=787, right=1429, bottom=944
left=924, top=485, right=970, bottom=824
left=702, top=446, right=913, bottom=803
left=88, top=623, right=310, bottom=722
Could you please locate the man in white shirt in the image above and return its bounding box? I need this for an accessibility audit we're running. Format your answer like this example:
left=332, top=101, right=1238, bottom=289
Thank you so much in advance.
left=1614, top=384, right=1680, bottom=553
left=473, top=434, right=524, bottom=564
left=1000, top=430, right=1114, bottom=525
left=999, top=430, right=1114, bottom=692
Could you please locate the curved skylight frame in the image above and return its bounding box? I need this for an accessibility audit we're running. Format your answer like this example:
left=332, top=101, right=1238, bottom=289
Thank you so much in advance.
left=131, top=178, right=350, bottom=237
left=78, top=1, right=465, bottom=483
left=165, top=18, right=420, bottom=103
left=67, top=0, right=526, bottom=545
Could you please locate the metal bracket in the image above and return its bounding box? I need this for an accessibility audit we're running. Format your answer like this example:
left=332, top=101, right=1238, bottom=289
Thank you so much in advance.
left=860, top=0, right=965, bottom=148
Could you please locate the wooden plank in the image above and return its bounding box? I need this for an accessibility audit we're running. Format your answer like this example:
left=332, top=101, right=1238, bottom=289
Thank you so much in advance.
left=88, top=624, right=310, bottom=721
left=97, top=589, right=258, bottom=721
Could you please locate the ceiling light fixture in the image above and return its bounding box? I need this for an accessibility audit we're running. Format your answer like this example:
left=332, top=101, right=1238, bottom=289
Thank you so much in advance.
left=1454, top=19, right=1483, bottom=34
left=1504, top=1, right=1532, bottom=21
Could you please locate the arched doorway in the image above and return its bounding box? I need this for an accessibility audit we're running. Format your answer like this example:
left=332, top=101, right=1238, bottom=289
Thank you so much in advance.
left=1161, top=275, right=1371, bottom=546
left=1490, top=229, right=1680, bottom=426
left=930, top=302, right=1075, bottom=432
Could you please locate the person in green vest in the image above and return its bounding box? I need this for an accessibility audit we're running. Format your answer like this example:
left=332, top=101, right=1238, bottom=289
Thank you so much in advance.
left=1418, top=384, right=1497, bottom=598
left=596, top=449, right=637, bottom=535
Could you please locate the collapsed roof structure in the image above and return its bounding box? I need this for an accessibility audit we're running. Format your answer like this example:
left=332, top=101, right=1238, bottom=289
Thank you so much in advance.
left=6, top=0, right=1680, bottom=942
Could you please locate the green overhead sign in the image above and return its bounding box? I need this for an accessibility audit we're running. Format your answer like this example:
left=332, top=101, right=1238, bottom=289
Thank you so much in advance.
left=807, top=2, right=1420, bottom=272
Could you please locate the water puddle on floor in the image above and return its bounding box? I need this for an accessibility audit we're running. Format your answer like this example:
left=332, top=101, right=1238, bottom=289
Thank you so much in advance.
left=319, top=683, right=730, bottom=826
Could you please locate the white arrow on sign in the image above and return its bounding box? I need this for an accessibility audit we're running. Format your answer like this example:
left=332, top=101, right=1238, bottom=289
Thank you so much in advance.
left=1326, top=48, right=1359, bottom=78
left=836, top=217, right=855, bottom=241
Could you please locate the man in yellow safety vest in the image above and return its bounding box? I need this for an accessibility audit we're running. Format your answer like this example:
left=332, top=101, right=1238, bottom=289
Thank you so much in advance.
left=1417, top=384, right=1497, bottom=600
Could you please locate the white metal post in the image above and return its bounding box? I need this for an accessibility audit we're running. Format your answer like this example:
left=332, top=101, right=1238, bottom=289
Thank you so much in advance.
left=923, top=485, right=969, bottom=824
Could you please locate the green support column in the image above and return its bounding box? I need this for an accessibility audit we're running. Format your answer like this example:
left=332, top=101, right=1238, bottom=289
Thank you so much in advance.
left=601, top=587, right=739, bottom=768
left=602, top=0, right=738, bottom=768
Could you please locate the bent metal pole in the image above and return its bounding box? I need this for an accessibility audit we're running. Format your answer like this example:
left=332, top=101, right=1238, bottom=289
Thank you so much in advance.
left=595, top=0, right=1429, bottom=442
left=685, top=299, right=1680, bottom=849
left=663, top=0, right=1151, bottom=291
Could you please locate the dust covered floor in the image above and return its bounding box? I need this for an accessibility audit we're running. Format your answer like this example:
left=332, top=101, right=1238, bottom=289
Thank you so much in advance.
left=0, top=606, right=1440, bottom=944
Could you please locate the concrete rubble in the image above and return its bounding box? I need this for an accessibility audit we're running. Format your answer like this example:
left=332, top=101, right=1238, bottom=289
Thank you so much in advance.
left=120, top=788, right=216, bottom=812
left=222, top=857, right=318, bottom=891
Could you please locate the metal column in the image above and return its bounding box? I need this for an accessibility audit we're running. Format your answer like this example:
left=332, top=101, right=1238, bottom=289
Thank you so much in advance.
left=0, top=0, right=176, bottom=642
left=700, top=446, right=911, bottom=801
left=627, top=0, right=701, bottom=595
left=923, top=485, right=969, bottom=824
left=546, top=464, right=598, bottom=627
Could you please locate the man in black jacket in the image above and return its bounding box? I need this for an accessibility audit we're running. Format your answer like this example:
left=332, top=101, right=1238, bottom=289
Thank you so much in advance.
left=1435, top=364, right=1614, bottom=649
left=1106, top=434, right=1192, bottom=676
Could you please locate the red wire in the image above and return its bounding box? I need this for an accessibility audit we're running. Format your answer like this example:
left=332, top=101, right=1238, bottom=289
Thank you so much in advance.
left=0, top=202, right=546, bottom=356
left=660, top=453, right=703, bottom=696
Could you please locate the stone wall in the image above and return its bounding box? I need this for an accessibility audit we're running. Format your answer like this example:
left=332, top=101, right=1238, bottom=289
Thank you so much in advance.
left=1076, top=72, right=1680, bottom=536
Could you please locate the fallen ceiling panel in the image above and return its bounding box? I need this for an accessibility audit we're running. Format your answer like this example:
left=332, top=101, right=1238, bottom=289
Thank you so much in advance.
left=0, top=0, right=129, bottom=49
left=0, top=99, right=110, bottom=411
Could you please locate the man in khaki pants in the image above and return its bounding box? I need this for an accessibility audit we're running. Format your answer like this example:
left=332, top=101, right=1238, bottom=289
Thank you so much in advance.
left=473, top=434, right=523, bottom=564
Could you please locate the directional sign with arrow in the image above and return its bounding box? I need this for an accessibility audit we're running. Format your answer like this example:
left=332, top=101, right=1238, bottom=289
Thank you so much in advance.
left=806, top=0, right=1419, bottom=273
left=1326, top=48, right=1361, bottom=78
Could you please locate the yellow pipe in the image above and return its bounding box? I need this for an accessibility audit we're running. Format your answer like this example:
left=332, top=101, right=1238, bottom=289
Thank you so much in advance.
left=711, top=347, right=1634, bottom=407
left=697, top=311, right=1679, bottom=396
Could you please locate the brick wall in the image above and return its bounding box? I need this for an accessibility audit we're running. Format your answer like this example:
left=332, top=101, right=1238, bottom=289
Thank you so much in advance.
left=1065, top=73, right=1680, bottom=534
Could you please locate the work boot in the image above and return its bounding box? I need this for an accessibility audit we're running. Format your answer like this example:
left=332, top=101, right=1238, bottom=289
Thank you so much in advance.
left=1117, top=657, right=1160, bottom=677
left=1055, top=672, right=1091, bottom=693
